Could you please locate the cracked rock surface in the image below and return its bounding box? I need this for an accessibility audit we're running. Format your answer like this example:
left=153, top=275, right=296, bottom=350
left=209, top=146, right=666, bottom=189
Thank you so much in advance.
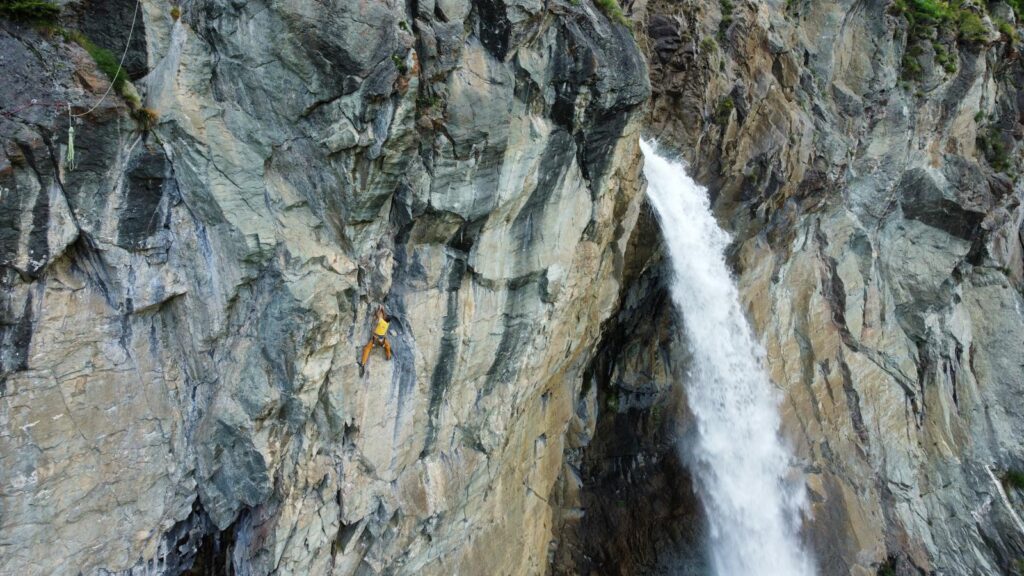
left=552, top=1, right=1024, bottom=574
left=6, top=0, right=1024, bottom=574
left=0, top=0, right=647, bottom=573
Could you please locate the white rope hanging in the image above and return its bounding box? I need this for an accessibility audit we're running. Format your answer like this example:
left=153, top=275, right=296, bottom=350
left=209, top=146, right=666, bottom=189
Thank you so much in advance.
left=66, top=104, right=76, bottom=170
left=66, top=0, right=142, bottom=171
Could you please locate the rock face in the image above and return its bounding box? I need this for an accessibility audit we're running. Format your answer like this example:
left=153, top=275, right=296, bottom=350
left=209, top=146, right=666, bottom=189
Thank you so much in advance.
left=549, top=245, right=705, bottom=576
left=5, top=0, right=1024, bottom=574
left=0, top=0, right=648, bottom=573
left=558, top=0, right=1024, bottom=574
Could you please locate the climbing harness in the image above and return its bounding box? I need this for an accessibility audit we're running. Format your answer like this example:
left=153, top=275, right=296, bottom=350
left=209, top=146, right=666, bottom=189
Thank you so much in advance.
left=359, top=307, right=395, bottom=375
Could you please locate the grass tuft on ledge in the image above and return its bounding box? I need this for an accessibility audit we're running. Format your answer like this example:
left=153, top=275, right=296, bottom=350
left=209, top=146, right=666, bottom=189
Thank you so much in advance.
left=62, top=29, right=129, bottom=95
left=594, top=0, right=630, bottom=27
left=0, top=0, right=60, bottom=25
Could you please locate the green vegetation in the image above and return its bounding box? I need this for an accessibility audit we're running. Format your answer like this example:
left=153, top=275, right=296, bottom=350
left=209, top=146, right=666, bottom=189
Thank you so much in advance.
left=133, top=107, right=159, bottom=130
left=63, top=30, right=129, bottom=95
left=715, top=96, right=735, bottom=125
left=719, top=0, right=734, bottom=38
left=416, top=92, right=442, bottom=112
left=649, top=402, right=665, bottom=428
left=902, top=44, right=925, bottom=80
left=594, top=0, right=629, bottom=27
left=934, top=42, right=958, bottom=72
left=994, top=17, right=1019, bottom=43
left=1006, top=469, right=1024, bottom=490
left=391, top=54, right=408, bottom=74
left=897, top=0, right=950, bottom=21
left=977, top=127, right=1012, bottom=173
left=958, top=10, right=989, bottom=41
left=893, top=0, right=991, bottom=43
left=605, top=392, right=619, bottom=412
left=700, top=36, right=718, bottom=53
left=1, top=0, right=154, bottom=123
left=878, top=556, right=899, bottom=576
left=170, top=5, right=181, bottom=21
left=892, top=1, right=1005, bottom=83
left=1001, top=0, right=1023, bottom=19
left=0, top=0, right=60, bottom=25
left=62, top=29, right=145, bottom=110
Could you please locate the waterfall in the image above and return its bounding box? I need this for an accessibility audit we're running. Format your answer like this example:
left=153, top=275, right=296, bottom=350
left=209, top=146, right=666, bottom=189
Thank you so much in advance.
left=640, top=140, right=815, bottom=576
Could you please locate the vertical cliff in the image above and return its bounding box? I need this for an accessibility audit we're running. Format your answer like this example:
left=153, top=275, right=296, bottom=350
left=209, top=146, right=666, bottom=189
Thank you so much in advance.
left=6, top=0, right=1024, bottom=574
left=0, top=0, right=648, bottom=573
left=557, top=0, right=1024, bottom=574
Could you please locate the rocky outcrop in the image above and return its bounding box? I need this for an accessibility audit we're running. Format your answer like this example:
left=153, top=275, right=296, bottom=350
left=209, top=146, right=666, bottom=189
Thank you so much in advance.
left=549, top=244, right=705, bottom=576
left=570, top=0, right=1024, bottom=574
left=6, top=0, right=1024, bottom=574
left=0, top=0, right=648, bottom=573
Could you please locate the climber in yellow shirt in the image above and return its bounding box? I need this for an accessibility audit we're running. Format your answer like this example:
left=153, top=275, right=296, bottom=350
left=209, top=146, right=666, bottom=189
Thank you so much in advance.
left=360, top=305, right=392, bottom=373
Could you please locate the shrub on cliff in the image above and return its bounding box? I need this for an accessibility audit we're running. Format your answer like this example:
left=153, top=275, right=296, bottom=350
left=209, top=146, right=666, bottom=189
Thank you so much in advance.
left=957, top=10, right=989, bottom=42
left=893, top=0, right=992, bottom=43
left=714, top=97, right=734, bottom=125
left=594, top=0, right=629, bottom=26
left=893, top=0, right=1005, bottom=83
left=62, top=30, right=129, bottom=97
left=994, top=17, right=1019, bottom=43
left=977, top=127, right=1013, bottom=174
left=719, top=0, right=734, bottom=39
left=0, top=0, right=60, bottom=25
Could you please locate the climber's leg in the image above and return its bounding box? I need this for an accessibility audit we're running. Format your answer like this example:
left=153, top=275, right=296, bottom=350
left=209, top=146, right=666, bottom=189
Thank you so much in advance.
left=383, top=337, right=392, bottom=360
left=361, top=339, right=374, bottom=366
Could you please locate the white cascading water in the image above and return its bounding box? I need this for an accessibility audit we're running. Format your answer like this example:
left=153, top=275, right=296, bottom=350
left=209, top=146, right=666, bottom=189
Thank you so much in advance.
left=640, top=140, right=815, bottom=576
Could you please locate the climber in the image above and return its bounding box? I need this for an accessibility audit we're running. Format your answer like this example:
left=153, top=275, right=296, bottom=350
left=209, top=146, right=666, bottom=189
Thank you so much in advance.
left=359, top=305, right=392, bottom=374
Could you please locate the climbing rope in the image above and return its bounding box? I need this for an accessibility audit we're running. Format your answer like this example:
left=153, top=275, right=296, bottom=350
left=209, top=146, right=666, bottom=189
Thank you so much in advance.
left=0, top=0, right=144, bottom=170
left=66, top=105, right=76, bottom=170
left=63, top=0, right=142, bottom=169
left=0, top=98, right=66, bottom=119
left=71, top=0, right=141, bottom=120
